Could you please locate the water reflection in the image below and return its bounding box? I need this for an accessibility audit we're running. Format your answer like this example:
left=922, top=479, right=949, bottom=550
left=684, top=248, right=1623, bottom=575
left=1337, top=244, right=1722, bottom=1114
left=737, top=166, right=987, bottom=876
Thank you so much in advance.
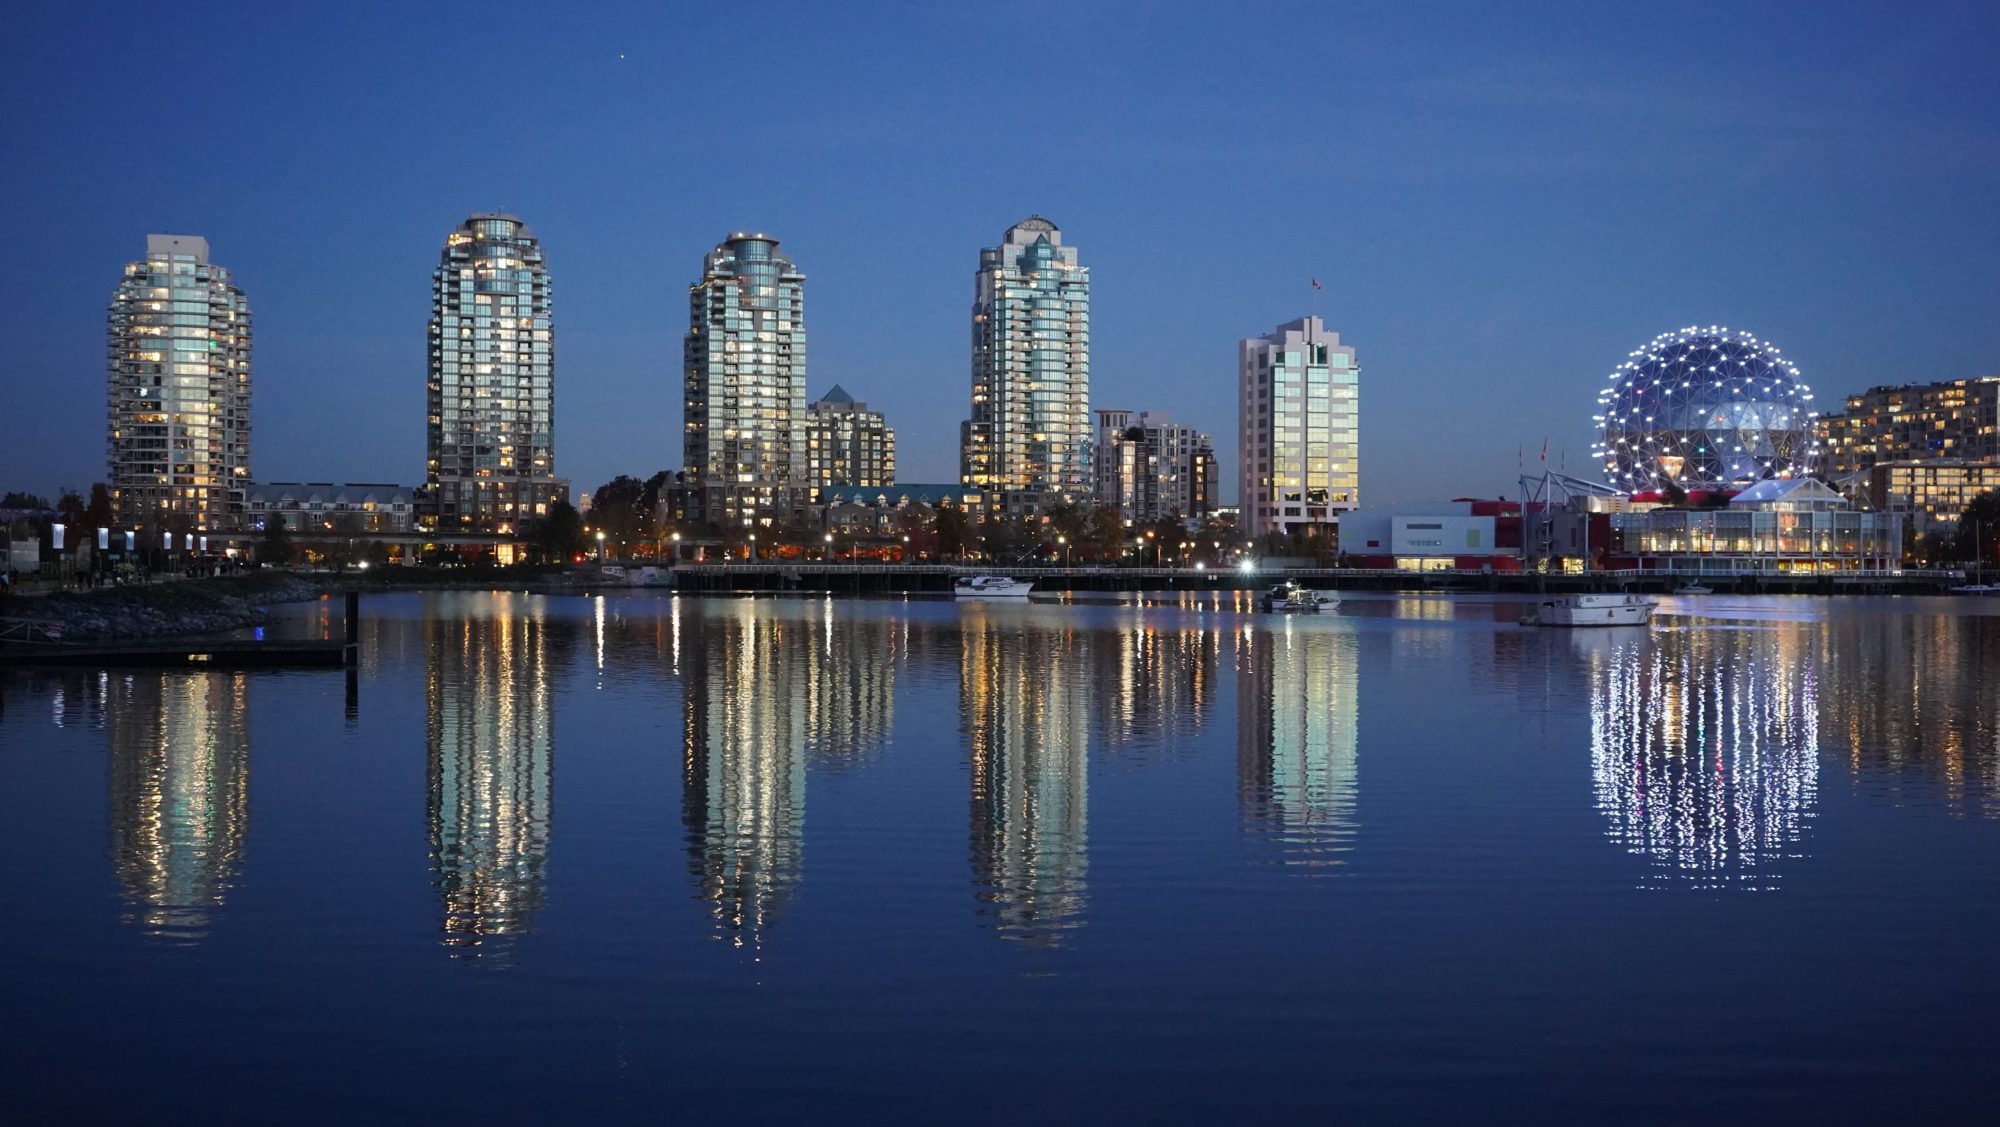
left=1818, top=613, right=2000, bottom=817
left=106, top=671, right=251, bottom=942
left=1234, top=622, right=1359, bottom=870
left=680, top=603, right=810, bottom=948
left=1094, top=607, right=1217, bottom=759
left=1588, top=627, right=1819, bottom=889
left=961, top=611, right=1090, bottom=945
left=426, top=595, right=558, bottom=959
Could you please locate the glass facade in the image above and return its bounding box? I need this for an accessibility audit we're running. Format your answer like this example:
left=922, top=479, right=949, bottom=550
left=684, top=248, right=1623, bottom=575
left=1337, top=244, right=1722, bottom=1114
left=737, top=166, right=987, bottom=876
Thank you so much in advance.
left=961, top=217, right=1091, bottom=512
left=1237, top=316, right=1359, bottom=538
left=1595, top=326, right=1818, bottom=490
left=683, top=233, right=807, bottom=524
left=426, top=213, right=556, bottom=532
left=107, top=234, right=251, bottom=532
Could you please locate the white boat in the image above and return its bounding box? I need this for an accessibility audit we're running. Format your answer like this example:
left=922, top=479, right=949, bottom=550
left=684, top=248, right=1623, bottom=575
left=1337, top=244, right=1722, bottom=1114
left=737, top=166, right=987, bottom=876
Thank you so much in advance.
left=955, top=575, right=1033, bottom=600
left=1259, top=582, right=1336, bottom=613
left=1950, top=583, right=2000, bottom=596
left=599, top=565, right=673, bottom=588
left=1525, top=592, right=1657, bottom=627
left=1675, top=584, right=1714, bottom=595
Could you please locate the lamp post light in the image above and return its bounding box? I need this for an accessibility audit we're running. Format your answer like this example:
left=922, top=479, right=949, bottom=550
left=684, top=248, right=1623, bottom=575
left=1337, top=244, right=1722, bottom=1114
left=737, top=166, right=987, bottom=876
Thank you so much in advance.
left=670, top=531, right=681, bottom=563
left=595, top=530, right=606, bottom=561
left=748, top=533, right=757, bottom=562
left=824, top=532, right=834, bottom=562
left=1057, top=534, right=1069, bottom=568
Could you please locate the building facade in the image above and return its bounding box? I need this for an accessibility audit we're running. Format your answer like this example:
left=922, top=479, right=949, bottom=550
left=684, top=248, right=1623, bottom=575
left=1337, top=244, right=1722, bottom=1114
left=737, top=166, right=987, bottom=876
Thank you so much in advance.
left=1866, top=460, right=2000, bottom=551
left=961, top=217, right=1091, bottom=513
left=1094, top=409, right=1215, bottom=522
left=426, top=214, right=559, bottom=532
left=107, top=234, right=252, bottom=532
left=1818, top=377, right=2000, bottom=477
left=245, top=482, right=418, bottom=534
left=683, top=232, right=807, bottom=526
left=804, top=385, right=894, bottom=489
left=1238, top=316, right=1359, bottom=539
left=1605, top=478, right=1900, bottom=572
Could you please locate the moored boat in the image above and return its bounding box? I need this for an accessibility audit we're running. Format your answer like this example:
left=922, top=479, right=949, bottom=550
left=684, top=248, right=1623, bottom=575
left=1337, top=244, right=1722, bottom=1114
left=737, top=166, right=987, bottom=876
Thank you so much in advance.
left=1950, top=583, right=2000, bottom=596
left=1524, top=592, right=1657, bottom=627
left=955, top=575, right=1033, bottom=600
left=1259, top=582, right=1336, bottom=613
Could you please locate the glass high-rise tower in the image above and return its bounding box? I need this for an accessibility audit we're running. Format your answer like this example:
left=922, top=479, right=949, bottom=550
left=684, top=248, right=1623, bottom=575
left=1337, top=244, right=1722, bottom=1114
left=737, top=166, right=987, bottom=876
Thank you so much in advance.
left=426, top=213, right=557, bottom=532
left=1238, top=316, right=1359, bottom=539
left=107, top=234, right=251, bottom=533
left=961, top=217, right=1091, bottom=512
left=683, top=232, right=807, bottom=525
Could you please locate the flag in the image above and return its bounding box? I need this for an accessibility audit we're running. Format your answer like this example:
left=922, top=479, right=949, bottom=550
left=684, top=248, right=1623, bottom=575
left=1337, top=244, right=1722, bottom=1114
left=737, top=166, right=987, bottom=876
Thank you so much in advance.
left=1311, top=278, right=1323, bottom=290
left=1540, top=438, right=1548, bottom=462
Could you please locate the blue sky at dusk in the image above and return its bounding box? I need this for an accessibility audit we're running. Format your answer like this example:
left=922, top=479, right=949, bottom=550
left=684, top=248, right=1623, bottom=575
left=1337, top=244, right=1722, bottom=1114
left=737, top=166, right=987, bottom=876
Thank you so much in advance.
left=3, top=0, right=1996, bottom=506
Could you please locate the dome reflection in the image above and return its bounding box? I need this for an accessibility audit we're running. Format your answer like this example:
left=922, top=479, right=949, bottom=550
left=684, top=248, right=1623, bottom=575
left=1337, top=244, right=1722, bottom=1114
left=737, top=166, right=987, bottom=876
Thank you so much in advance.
left=1588, top=628, right=1819, bottom=888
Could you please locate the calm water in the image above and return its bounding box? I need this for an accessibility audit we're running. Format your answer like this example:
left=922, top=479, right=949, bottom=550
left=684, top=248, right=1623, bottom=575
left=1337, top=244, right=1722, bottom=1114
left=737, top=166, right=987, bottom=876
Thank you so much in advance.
left=4, top=590, right=1999, bottom=1122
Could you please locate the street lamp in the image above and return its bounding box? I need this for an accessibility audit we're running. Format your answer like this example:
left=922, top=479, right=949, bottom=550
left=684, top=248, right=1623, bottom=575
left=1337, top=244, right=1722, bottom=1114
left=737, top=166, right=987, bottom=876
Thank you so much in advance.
left=1057, top=534, right=1069, bottom=568
left=748, top=533, right=757, bottom=561
left=595, top=530, right=606, bottom=561
left=824, top=532, right=834, bottom=562
left=670, top=531, right=681, bottom=562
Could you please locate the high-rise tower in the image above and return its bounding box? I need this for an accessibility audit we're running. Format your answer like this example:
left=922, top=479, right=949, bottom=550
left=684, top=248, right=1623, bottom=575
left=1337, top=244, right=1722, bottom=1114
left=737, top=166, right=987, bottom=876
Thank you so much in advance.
left=683, top=232, right=807, bottom=525
left=426, top=214, right=557, bottom=532
left=961, top=217, right=1091, bottom=512
left=107, top=234, right=252, bottom=532
left=1238, top=316, right=1358, bottom=539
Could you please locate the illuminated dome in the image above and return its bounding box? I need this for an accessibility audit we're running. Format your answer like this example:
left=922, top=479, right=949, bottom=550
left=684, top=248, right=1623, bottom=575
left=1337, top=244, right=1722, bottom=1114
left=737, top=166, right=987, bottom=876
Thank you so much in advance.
left=1593, top=326, right=1818, bottom=490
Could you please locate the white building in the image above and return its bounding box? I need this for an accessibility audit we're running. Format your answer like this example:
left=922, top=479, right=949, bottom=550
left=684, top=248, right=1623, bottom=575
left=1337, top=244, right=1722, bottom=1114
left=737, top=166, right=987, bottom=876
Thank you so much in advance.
left=961, top=217, right=1092, bottom=513
left=107, top=234, right=252, bottom=532
left=1238, top=316, right=1358, bottom=539
left=426, top=214, right=558, bottom=532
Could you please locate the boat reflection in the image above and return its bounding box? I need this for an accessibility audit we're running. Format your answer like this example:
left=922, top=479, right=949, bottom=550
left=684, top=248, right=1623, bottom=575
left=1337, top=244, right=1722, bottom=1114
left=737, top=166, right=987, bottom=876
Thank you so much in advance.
left=1588, top=627, right=1818, bottom=889
left=426, top=593, right=558, bottom=959
left=961, top=610, right=1090, bottom=945
left=106, top=670, right=252, bottom=942
left=1234, top=621, right=1359, bottom=870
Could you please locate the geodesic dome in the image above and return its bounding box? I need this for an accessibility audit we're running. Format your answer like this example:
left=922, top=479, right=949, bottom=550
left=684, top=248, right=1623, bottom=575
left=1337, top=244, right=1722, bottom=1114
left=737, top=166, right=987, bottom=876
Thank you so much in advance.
left=1593, top=326, right=1819, bottom=491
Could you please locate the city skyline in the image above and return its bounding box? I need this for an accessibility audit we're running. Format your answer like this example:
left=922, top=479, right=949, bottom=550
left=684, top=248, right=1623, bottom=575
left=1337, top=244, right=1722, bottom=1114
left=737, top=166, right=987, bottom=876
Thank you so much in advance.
left=4, top=3, right=1997, bottom=508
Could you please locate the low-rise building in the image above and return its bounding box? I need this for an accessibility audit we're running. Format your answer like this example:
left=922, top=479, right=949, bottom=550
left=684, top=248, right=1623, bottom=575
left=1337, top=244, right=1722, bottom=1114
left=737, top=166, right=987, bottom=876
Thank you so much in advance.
left=246, top=483, right=418, bottom=533
left=1603, top=478, right=1900, bottom=572
left=1866, top=459, right=2000, bottom=551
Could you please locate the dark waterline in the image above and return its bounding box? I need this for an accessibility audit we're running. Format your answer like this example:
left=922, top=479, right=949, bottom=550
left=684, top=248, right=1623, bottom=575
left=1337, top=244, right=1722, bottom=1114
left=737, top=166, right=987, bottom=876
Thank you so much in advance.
left=3, top=591, right=1998, bottom=1123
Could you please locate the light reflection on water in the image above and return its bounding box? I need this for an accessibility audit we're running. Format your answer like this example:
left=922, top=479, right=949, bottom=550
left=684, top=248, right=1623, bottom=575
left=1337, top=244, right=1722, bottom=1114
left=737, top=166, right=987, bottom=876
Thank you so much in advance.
left=425, top=593, right=559, bottom=960
left=1586, top=625, right=1819, bottom=889
left=12, top=591, right=2000, bottom=1121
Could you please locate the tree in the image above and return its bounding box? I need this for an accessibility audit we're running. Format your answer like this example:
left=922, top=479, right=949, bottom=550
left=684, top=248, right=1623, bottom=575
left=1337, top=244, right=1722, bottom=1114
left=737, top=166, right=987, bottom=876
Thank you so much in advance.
left=934, top=500, right=972, bottom=560
left=1951, top=490, right=2000, bottom=568
left=54, top=489, right=86, bottom=529
left=1084, top=504, right=1127, bottom=562
left=259, top=514, right=295, bottom=566
left=0, top=491, right=49, bottom=510
left=84, top=483, right=114, bottom=530
left=532, top=500, right=586, bottom=563
left=586, top=474, right=653, bottom=554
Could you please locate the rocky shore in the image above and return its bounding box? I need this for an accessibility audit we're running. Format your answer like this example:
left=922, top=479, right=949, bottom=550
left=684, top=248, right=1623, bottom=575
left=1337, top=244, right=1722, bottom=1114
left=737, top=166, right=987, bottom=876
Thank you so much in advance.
left=1, top=573, right=325, bottom=642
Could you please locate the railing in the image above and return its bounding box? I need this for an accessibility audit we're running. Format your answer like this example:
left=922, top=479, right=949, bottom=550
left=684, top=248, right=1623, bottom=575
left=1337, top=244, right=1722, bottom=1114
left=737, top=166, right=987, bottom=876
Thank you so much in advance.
left=0, top=617, right=66, bottom=644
